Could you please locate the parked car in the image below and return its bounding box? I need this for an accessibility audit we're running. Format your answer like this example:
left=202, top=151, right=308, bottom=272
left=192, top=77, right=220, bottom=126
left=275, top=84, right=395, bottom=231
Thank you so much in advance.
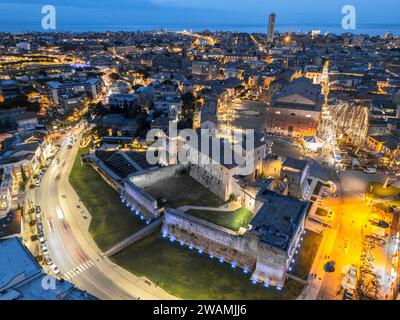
left=364, top=167, right=377, bottom=174
left=45, top=257, right=52, bottom=265
left=50, top=264, right=61, bottom=275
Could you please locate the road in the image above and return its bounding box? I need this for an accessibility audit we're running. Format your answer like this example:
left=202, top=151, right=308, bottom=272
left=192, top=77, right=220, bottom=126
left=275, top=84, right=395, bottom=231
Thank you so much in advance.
left=306, top=170, right=399, bottom=300
left=28, top=127, right=175, bottom=300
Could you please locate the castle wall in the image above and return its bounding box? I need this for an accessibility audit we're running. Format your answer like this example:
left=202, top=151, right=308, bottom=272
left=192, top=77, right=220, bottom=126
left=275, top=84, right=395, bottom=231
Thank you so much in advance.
left=123, top=164, right=188, bottom=221
left=123, top=180, right=159, bottom=221
left=251, top=244, right=288, bottom=287
left=189, top=163, right=234, bottom=201
left=162, top=208, right=291, bottom=287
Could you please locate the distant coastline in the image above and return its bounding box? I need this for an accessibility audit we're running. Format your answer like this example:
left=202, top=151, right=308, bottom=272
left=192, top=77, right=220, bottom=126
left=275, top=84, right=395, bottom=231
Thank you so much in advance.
left=0, top=22, right=399, bottom=36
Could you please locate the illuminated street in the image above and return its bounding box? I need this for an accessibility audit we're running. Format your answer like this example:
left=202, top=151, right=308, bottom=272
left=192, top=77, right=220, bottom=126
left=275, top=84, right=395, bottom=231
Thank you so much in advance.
left=26, top=128, right=175, bottom=300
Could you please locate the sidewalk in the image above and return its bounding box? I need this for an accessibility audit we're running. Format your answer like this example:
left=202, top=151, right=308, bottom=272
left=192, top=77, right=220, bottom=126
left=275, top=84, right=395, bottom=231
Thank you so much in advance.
left=298, top=226, right=338, bottom=300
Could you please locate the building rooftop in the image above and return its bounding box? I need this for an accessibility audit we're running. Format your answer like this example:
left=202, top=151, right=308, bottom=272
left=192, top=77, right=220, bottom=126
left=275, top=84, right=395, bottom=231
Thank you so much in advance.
left=47, top=78, right=101, bottom=89
left=0, top=237, right=42, bottom=291
left=282, top=157, right=309, bottom=172
left=14, top=111, right=38, bottom=122
left=271, top=77, right=323, bottom=111
left=370, top=134, right=400, bottom=150
left=0, top=238, right=98, bottom=300
left=252, top=189, right=308, bottom=251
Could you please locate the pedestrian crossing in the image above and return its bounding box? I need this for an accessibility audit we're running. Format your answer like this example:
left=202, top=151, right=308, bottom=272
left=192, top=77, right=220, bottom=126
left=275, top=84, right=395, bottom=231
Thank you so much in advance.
left=62, top=260, right=95, bottom=280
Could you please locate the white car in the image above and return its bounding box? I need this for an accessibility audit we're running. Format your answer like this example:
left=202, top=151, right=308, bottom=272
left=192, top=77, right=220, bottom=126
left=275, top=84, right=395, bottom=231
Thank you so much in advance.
left=364, top=167, right=377, bottom=174
left=50, top=264, right=61, bottom=275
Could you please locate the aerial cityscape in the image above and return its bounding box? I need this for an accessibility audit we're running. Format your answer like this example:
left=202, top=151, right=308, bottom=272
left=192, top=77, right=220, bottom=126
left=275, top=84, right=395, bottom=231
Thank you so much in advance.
left=1, top=0, right=400, bottom=306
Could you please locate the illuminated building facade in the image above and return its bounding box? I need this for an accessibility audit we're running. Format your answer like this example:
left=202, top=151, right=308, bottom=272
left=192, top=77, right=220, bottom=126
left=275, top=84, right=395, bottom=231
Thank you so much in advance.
left=265, top=78, right=323, bottom=137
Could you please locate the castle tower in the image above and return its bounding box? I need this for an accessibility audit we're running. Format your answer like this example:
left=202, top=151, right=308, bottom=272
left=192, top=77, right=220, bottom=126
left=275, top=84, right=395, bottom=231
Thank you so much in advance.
left=267, top=13, right=276, bottom=45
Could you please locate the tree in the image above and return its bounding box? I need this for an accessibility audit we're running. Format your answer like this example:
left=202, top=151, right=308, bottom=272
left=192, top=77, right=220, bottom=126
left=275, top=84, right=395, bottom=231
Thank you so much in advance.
left=181, top=92, right=196, bottom=117
left=109, top=73, right=120, bottom=81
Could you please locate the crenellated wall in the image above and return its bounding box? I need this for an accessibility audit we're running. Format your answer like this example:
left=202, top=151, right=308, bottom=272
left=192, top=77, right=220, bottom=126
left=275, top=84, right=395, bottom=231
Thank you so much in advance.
left=162, top=208, right=294, bottom=287
left=122, top=180, right=159, bottom=221
left=123, top=164, right=188, bottom=221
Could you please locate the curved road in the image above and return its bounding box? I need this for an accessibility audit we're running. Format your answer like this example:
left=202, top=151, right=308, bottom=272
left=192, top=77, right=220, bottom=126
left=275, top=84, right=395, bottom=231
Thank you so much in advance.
left=29, top=128, right=175, bottom=300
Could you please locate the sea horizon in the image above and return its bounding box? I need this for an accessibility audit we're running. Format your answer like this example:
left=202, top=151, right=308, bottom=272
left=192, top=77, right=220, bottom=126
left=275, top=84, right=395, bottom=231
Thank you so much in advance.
left=0, top=22, right=399, bottom=36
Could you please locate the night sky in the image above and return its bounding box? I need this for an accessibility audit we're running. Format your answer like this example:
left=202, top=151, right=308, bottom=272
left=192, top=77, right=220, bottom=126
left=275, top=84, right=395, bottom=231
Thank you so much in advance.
left=0, top=0, right=399, bottom=33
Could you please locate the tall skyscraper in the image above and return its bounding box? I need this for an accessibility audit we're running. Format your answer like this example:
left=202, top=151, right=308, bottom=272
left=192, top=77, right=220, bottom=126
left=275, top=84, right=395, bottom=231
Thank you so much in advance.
left=267, top=13, right=276, bottom=44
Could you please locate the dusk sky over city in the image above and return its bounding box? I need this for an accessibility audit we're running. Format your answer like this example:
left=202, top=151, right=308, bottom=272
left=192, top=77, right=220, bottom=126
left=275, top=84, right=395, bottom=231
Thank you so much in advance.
left=1, top=0, right=399, bottom=33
